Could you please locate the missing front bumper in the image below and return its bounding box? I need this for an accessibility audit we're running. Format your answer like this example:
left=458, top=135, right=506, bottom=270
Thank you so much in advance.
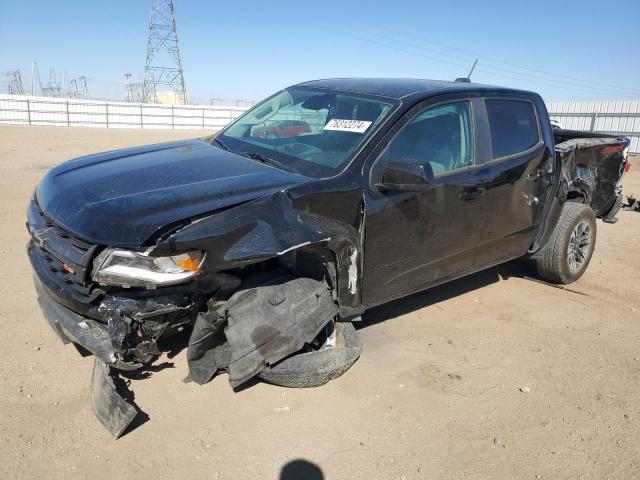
left=34, top=274, right=117, bottom=365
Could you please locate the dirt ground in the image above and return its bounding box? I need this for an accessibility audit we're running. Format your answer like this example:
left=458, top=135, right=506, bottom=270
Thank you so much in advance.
left=1, top=125, right=639, bottom=480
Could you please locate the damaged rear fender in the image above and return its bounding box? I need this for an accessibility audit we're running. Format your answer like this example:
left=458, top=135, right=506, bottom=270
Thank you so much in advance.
left=556, top=137, right=630, bottom=216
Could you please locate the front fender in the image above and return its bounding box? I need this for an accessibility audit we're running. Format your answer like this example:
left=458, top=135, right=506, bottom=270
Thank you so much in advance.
left=153, top=190, right=364, bottom=311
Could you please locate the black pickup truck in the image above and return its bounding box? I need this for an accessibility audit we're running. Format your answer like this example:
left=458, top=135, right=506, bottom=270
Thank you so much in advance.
left=27, top=78, right=630, bottom=436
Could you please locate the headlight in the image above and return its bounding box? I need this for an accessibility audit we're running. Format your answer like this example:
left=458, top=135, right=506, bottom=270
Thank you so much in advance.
left=92, top=248, right=205, bottom=288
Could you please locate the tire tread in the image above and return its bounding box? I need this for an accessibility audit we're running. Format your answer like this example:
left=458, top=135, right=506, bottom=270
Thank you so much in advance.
left=535, top=202, right=596, bottom=284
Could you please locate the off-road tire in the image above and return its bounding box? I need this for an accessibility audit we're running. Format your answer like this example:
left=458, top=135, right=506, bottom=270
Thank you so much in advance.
left=535, top=202, right=597, bottom=284
left=258, top=321, right=362, bottom=388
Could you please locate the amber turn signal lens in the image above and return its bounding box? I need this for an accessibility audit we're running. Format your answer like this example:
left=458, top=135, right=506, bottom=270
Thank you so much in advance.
left=175, top=256, right=200, bottom=272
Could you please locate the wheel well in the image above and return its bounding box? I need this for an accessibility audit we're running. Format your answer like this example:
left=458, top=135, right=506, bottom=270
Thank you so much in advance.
left=219, top=246, right=338, bottom=298
left=278, top=246, right=338, bottom=291
left=566, top=190, right=587, bottom=203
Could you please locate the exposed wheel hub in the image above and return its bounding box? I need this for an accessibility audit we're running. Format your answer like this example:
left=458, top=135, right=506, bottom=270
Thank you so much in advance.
left=567, top=221, right=591, bottom=272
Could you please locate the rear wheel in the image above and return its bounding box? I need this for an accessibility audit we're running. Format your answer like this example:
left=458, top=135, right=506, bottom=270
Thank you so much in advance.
left=535, top=202, right=597, bottom=284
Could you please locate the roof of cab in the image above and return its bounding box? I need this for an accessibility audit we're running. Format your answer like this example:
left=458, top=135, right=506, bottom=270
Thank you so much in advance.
left=293, top=78, right=533, bottom=101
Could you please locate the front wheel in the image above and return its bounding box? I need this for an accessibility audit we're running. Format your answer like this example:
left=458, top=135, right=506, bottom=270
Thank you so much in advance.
left=258, top=321, right=362, bottom=388
left=534, top=202, right=597, bottom=284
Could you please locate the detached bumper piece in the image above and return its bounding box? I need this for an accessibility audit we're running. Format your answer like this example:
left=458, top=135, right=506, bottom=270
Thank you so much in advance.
left=187, top=277, right=339, bottom=388
left=91, top=358, right=139, bottom=439
left=35, top=278, right=142, bottom=438
left=33, top=267, right=192, bottom=438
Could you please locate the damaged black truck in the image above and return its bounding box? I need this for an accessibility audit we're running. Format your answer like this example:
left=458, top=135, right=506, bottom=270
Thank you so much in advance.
left=27, top=79, right=631, bottom=437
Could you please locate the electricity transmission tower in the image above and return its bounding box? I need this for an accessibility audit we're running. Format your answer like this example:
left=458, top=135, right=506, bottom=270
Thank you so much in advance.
left=41, top=67, right=63, bottom=97
left=124, top=72, right=143, bottom=102
left=30, top=62, right=89, bottom=99
left=6, top=70, right=25, bottom=95
left=65, top=76, right=89, bottom=99
left=142, top=0, right=187, bottom=104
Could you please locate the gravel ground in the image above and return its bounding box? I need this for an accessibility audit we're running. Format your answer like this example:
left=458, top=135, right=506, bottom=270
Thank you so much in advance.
left=1, top=125, right=639, bottom=480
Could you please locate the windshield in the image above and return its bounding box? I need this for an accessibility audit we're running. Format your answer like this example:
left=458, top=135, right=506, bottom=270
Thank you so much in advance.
left=215, top=87, right=396, bottom=178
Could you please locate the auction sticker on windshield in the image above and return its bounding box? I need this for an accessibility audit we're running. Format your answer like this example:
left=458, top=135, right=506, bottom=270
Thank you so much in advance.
left=323, top=119, right=372, bottom=133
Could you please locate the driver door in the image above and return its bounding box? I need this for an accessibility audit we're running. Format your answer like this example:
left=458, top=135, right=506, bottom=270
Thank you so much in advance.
left=363, top=98, right=487, bottom=305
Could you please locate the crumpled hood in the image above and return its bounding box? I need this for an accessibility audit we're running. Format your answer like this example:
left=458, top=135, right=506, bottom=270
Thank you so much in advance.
left=37, top=139, right=309, bottom=246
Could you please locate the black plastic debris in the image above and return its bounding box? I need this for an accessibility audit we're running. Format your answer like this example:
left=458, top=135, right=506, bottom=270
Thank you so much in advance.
left=187, top=277, right=338, bottom=388
left=625, top=195, right=640, bottom=212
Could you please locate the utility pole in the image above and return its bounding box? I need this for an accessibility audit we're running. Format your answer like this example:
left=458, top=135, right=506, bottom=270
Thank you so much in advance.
left=62, top=72, right=69, bottom=96
left=142, top=0, right=187, bottom=104
left=31, top=61, right=42, bottom=96
left=124, top=72, right=133, bottom=102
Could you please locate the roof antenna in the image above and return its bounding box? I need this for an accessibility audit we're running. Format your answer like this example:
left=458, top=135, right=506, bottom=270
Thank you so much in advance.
left=455, top=58, right=479, bottom=83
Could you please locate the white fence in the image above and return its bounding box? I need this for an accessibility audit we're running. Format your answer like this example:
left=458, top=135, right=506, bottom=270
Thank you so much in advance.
left=0, top=94, right=249, bottom=130
left=1, top=94, right=638, bottom=153
left=547, top=100, right=640, bottom=153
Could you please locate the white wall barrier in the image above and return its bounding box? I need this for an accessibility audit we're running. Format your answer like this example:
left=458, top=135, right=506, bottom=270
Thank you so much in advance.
left=547, top=100, right=640, bottom=153
left=1, top=94, right=638, bottom=153
left=0, top=94, right=249, bottom=130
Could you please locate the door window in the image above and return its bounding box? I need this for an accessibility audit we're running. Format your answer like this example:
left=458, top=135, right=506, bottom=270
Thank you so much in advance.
left=486, top=99, right=539, bottom=158
left=385, top=101, right=473, bottom=175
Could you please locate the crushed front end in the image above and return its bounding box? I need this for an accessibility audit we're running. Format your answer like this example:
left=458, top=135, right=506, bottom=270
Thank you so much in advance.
left=27, top=196, right=213, bottom=436
left=27, top=196, right=205, bottom=370
left=26, top=188, right=361, bottom=438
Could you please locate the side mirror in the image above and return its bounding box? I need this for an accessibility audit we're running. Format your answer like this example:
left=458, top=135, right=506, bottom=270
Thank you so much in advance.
left=376, top=159, right=434, bottom=192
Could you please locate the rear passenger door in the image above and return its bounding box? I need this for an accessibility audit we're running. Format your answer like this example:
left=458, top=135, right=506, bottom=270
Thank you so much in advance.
left=472, top=96, right=555, bottom=267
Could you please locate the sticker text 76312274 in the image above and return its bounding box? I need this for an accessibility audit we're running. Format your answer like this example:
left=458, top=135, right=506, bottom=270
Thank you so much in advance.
left=323, top=119, right=372, bottom=133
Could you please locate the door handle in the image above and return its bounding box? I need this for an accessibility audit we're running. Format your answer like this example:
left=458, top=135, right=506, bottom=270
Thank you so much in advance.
left=459, top=187, right=486, bottom=201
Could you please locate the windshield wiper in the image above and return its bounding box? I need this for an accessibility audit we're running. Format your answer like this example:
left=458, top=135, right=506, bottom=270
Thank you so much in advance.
left=212, top=137, right=229, bottom=151
left=246, top=151, right=291, bottom=172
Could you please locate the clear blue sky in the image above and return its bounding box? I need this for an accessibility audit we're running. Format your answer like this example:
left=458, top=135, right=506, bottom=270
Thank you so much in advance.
left=1, top=0, right=639, bottom=103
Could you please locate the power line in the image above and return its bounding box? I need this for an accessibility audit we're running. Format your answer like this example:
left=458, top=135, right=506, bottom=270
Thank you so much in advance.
left=357, top=29, right=637, bottom=96
left=344, top=29, right=638, bottom=98
left=378, top=27, right=640, bottom=96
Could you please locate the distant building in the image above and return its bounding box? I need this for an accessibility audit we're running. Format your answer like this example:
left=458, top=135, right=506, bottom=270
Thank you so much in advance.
left=146, top=90, right=188, bottom=105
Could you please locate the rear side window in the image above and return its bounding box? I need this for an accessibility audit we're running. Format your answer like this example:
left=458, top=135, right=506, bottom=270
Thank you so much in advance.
left=486, top=99, right=539, bottom=158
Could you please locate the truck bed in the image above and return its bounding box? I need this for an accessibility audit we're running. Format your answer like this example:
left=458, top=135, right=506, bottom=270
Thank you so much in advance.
left=554, top=129, right=630, bottom=218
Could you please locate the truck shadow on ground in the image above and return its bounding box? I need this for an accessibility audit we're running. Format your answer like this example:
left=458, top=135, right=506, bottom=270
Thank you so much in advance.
left=117, top=259, right=544, bottom=437
left=358, top=259, right=539, bottom=328
left=154, top=259, right=541, bottom=368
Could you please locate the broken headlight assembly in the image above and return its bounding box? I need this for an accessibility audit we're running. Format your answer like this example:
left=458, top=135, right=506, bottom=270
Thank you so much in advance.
left=92, top=248, right=205, bottom=288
